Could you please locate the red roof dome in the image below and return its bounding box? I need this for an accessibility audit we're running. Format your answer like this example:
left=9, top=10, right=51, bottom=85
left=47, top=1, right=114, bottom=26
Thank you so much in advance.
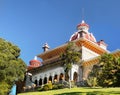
left=77, top=20, right=89, bottom=29
left=84, top=33, right=96, bottom=42
left=28, top=56, right=41, bottom=70
left=29, top=60, right=41, bottom=65
left=71, top=33, right=79, bottom=41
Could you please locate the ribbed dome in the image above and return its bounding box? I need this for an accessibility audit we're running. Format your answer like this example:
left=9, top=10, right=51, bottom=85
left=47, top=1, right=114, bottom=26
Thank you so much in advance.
left=77, top=20, right=89, bottom=30
left=28, top=56, right=41, bottom=70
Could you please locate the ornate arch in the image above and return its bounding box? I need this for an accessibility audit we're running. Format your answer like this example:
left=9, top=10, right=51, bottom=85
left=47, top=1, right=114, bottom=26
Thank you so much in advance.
left=73, top=72, right=78, bottom=82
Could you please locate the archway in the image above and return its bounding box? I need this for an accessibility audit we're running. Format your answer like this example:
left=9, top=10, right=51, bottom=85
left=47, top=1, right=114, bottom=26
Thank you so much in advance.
left=39, top=78, right=42, bottom=86
left=59, top=73, right=64, bottom=81
left=73, top=72, right=78, bottom=82
left=49, top=76, right=52, bottom=83
left=44, top=77, right=47, bottom=84
left=54, top=74, right=58, bottom=82
left=34, top=79, right=37, bottom=86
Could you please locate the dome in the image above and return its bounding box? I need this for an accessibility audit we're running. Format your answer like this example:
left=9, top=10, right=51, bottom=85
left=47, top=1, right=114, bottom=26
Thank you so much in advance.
left=29, top=59, right=41, bottom=65
left=84, top=33, right=96, bottom=42
left=69, top=20, right=96, bottom=42
left=77, top=20, right=89, bottom=30
left=70, top=32, right=80, bottom=41
left=28, top=56, right=41, bottom=70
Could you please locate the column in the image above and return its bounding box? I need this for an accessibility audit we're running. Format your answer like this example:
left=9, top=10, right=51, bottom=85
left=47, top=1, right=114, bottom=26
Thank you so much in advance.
left=52, top=76, right=54, bottom=83
left=47, top=77, right=49, bottom=83
left=37, top=79, right=39, bottom=86
left=41, top=78, right=43, bottom=86
left=57, top=74, right=59, bottom=82
left=63, top=74, right=65, bottom=80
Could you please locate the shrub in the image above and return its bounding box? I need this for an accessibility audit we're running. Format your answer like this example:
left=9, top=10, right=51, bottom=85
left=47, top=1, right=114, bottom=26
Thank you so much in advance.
left=37, top=87, right=43, bottom=91
left=57, top=84, right=64, bottom=89
left=42, top=82, right=53, bottom=91
left=42, top=84, right=49, bottom=91
left=52, top=84, right=58, bottom=90
left=47, top=82, right=53, bottom=90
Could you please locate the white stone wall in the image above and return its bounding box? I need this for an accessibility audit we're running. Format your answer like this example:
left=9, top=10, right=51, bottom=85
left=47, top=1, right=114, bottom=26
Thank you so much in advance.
left=71, top=64, right=79, bottom=81
left=82, top=46, right=99, bottom=60
left=32, top=66, right=64, bottom=82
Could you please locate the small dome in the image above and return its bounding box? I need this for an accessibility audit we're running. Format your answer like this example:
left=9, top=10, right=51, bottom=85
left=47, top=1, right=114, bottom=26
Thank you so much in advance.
left=28, top=56, right=41, bottom=70
left=77, top=20, right=89, bottom=30
left=29, top=59, right=41, bottom=65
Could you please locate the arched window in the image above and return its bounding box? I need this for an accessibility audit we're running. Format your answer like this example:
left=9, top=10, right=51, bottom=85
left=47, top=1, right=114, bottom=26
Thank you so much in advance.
left=54, top=74, right=58, bottom=82
left=49, top=76, right=52, bottom=83
left=44, top=77, right=47, bottom=84
left=73, top=72, right=78, bottom=82
left=34, top=79, right=37, bottom=86
left=39, top=78, right=42, bottom=86
left=59, top=73, right=64, bottom=81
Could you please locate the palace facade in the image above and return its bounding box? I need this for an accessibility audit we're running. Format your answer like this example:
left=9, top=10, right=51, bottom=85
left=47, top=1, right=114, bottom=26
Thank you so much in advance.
left=27, top=20, right=120, bottom=87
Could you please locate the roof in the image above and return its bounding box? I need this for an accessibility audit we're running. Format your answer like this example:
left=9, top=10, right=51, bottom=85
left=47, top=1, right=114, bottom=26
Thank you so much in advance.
left=37, top=37, right=108, bottom=63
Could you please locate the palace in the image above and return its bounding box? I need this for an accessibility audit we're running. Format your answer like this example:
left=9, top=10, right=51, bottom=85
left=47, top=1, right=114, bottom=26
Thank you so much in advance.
left=27, top=20, right=120, bottom=87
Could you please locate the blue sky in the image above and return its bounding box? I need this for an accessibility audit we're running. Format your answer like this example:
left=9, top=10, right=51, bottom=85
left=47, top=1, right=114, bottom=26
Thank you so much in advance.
left=0, top=0, right=120, bottom=65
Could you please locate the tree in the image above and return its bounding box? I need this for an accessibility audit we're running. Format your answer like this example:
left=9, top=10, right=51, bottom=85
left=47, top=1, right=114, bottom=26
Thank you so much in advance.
left=60, top=42, right=81, bottom=82
left=96, top=53, right=120, bottom=87
left=88, top=65, right=100, bottom=87
left=0, top=38, right=26, bottom=94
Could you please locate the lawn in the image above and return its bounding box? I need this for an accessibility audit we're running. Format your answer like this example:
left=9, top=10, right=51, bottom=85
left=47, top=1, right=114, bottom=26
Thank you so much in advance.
left=18, top=87, right=120, bottom=95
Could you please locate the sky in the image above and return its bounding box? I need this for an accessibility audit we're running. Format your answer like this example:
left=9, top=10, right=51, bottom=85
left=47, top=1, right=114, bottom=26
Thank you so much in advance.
left=0, top=0, right=120, bottom=65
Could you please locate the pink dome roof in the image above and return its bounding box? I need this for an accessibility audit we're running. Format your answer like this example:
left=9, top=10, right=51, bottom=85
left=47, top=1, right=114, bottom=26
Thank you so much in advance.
left=77, top=20, right=89, bottom=28
left=71, top=33, right=79, bottom=41
left=29, top=60, right=41, bottom=65
left=84, top=33, right=96, bottom=42
left=28, top=59, right=41, bottom=70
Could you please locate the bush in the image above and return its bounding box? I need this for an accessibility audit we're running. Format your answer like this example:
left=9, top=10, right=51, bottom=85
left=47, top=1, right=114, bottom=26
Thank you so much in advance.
left=42, top=82, right=53, bottom=91
left=48, top=82, right=53, bottom=90
left=37, top=87, right=43, bottom=91
left=52, top=84, right=58, bottom=90
left=57, top=84, right=64, bottom=89
left=42, top=85, right=49, bottom=91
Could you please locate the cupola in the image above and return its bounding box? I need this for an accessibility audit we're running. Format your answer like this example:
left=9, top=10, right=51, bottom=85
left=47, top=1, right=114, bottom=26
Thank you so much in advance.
left=28, top=56, right=41, bottom=70
left=77, top=20, right=89, bottom=32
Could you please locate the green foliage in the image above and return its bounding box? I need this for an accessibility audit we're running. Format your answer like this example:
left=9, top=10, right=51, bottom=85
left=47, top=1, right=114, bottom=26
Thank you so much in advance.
left=88, top=65, right=100, bottom=87
left=42, top=83, right=53, bottom=91
left=53, top=83, right=68, bottom=90
left=42, top=85, right=49, bottom=91
left=92, top=53, right=120, bottom=87
left=57, top=84, right=64, bottom=89
left=87, top=77, right=97, bottom=87
left=0, top=38, right=26, bottom=94
left=60, top=42, right=81, bottom=81
left=52, top=84, right=58, bottom=89
left=0, top=81, right=10, bottom=95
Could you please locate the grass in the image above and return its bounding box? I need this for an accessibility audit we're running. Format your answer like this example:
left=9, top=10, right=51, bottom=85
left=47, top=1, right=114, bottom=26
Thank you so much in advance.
left=18, top=87, right=120, bottom=95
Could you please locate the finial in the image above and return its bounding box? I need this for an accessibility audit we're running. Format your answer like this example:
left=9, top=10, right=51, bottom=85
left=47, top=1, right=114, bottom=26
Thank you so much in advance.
left=82, top=8, right=85, bottom=21
left=34, top=56, right=37, bottom=60
left=81, top=20, right=85, bottom=23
